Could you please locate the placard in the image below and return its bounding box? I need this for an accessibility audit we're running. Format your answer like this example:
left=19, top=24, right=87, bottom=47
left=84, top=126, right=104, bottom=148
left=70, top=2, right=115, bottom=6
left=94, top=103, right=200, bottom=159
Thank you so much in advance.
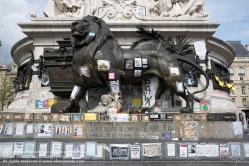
left=95, top=144, right=104, bottom=158
left=35, top=98, right=48, bottom=109
left=64, top=143, right=74, bottom=159
left=26, top=124, right=34, bottom=134
left=134, top=58, right=142, bottom=67
left=37, top=123, right=53, bottom=137
left=210, top=144, right=219, bottom=157
left=23, top=142, right=36, bottom=158
left=196, top=144, right=204, bottom=157
left=219, top=143, right=229, bottom=157
left=244, top=143, right=249, bottom=158
left=72, top=145, right=81, bottom=159
left=125, top=59, right=134, bottom=70
left=72, top=123, right=83, bottom=138
left=179, top=144, right=188, bottom=158
left=13, top=142, right=24, bottom=158
left=233, top=121, right=243, bottom=136
left=200, top=98, right=211, bottom=112
left=15, top=123, right=25, bottom=136
left=0, top=142, right=13, bottom=158
left=130, top=145, right=140, bottom=159
left=50, top=141, right=63, bottom=158
left=229, top=143, right=242, bottom=158
left=38, top=142, right=49, bottom=158
left=110, top=144, right=129, bottom=160
left=203, top=144, right=212, bottom=157
left=188, top=144, right=196, bottom=157
left=85, top=141, right=97, bottom=157
left=166, top=143, right=176, bottom=157
left=4, top=123, right=14, bottom=136
left=54, top=124, right=72, bottom=135
left=142, top=143, right=161, bottom=157
left=193, top=40, right=207, bottom=60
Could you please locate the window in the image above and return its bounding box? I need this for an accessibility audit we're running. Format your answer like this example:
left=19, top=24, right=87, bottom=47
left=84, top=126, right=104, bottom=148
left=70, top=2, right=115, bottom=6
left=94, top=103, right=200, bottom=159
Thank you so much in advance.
left=238, top=67, right=245, bottom=76
left=242, top=98, right=247, bottom=106
left=242, top=86, right=246, bottom=94
left=228, top=68, right=234, bottom=75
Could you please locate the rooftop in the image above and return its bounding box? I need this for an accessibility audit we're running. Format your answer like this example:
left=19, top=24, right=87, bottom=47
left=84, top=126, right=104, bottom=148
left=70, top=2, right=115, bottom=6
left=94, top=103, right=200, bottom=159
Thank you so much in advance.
left=227, top=40, right=249, bottom=57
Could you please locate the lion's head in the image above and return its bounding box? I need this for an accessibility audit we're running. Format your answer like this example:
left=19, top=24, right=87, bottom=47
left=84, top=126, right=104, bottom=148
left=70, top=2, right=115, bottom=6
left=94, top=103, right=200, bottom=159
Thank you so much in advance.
left=71, top=16, right=115, bottom=87
left=71, top=15, right=114, bottom=48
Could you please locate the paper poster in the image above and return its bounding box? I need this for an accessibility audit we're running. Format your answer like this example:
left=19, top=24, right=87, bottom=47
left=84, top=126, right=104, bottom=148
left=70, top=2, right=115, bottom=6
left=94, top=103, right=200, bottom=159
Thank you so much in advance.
left=203, top=144, right=212, bottom=157
left=200, top=98, right=211, bottom=112
left=72, top=145, right=81, bottom=159
left=220, top=143, right=229, bottom=157
left=23, top=142, right=35, bottom=158
left=26, top=124, right=33, bottom=134
left=15, top=123, right=25, bottom=136
left=244, top=143, right=249, bottom=157
left=4, top=123, right=14, bottom=136
left=39, top=143, right=48, bottom=157
left=110, top=80, right=120, bottom=94
left=170, top=67, right=180, bottom=75
left=130, top=145, right=140, bottom=159
left=0, top=142, right=13, bottom=158
left=79, top=144, right=85, bottom=158
left=167, top=144, right=176, bottom=157
left=188, top=144, right=196, bottom=157
left=196, top=144, right=204, bottom=156
left=96, top=144, right=103, bottom=158
left=51, top=142, right=62, bottom=157
left=110, top=144, right=129, bottom=160
left=180, top=121, right=198, bottom=140
left=233, top=121, right=243, bottom=136
left=211, top=144, right=219, bottom=157
left=85, top=142, right=96, bottom=157
left=162, top=131, right=171, bottom=140
left=230, top=144, right=241, bottom=157
left=37, top=123, right=52, bottom=137
left=64, top=144, right=73, bottom=158
left=179, top=144, right=188, bottom=157
left=13, top=142, right=24, bottom=157
left=193, top=40, right=207, bottom=60
left=142, top=77, right=158, bottom=108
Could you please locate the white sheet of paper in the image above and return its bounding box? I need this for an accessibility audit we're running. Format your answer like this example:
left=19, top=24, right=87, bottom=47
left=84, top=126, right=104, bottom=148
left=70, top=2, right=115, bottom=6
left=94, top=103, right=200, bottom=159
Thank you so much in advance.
left=2, top=143, right=13, bottom=158
left=52, top=143, right=62, bottom=156
left=15, top=124, right=24, bottom=136
left=233, top=121, right=243, bottom=136
left=85, top=142, right=96, bottom=157
left=170, top=67, right=180, bottom=75
left=231, top=144, right=241, bottom=157
left=244, top=143, right=249, bottom=157
left=80, top=144, right=85, bottom=158
left=130, top=145, right=140, bottom=159
left=220, top=144, right=229, bottom=156
left=203, top=144, right=212, bottom=157
left=167, top=144, right=176, bottom=157
left=194, top=40, right=207, bottom=60
left=26, top=124, right=33, bottom=134
left=179, top=144, right=188, bottom=157
left=13, top=142, right=24, bottom=157
left=95, top=144, right=103, bottom=158
left=65, top=144, right=73, bottom=158
left=39, top=144, right=47, bottom=157
left=211, top=144, right=219, bottom=157
left=196, top=144, right=204, bottom=156
left=70, top=85, right=81, bottom=99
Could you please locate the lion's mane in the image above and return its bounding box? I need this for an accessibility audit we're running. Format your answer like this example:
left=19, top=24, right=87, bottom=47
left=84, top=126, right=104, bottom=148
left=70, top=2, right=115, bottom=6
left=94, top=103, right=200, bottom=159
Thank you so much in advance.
left=71, top=16, right=114, bottom=87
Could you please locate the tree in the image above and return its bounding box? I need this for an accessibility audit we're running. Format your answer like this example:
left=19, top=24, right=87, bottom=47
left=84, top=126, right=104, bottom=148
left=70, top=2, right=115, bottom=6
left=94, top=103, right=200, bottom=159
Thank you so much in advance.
left=0, top=75, right=14, bottom=111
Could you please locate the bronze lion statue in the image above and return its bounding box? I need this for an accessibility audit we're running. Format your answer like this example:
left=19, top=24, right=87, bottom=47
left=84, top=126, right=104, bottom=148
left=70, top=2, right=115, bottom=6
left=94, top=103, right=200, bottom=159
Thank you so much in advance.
left=62, top=15, right=209, bottom=113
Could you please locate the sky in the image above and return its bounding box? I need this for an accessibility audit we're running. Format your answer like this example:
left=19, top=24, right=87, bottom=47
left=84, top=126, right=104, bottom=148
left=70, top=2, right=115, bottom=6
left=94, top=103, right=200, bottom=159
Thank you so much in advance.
left=0, top=0, right=249, bottom=63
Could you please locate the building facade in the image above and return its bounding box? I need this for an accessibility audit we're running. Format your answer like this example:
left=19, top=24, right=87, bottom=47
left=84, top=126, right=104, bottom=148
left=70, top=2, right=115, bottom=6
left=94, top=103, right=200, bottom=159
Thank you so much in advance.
left=228, top=41, right=249, bottom=120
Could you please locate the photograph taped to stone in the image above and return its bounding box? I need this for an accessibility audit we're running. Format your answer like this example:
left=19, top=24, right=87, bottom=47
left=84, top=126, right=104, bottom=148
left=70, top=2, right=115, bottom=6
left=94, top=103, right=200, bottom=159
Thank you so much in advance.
left=97, top=60, right=110, bottom=71
left=134, top=69, right=142, bottom=77
left=170, top=67, right=180, bottom=75
left=70, top=85, right=81, bottom=99
left=134, top=58, right=142, bottom=67
left=80, top=66, right=90, bottom=77
left=125, top=59, right=134, bottom=70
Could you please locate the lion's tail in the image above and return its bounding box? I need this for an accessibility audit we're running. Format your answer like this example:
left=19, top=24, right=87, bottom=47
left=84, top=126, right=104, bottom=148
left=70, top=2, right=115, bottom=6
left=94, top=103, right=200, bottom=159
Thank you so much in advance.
left=176, top=55, right=209, bottom=102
